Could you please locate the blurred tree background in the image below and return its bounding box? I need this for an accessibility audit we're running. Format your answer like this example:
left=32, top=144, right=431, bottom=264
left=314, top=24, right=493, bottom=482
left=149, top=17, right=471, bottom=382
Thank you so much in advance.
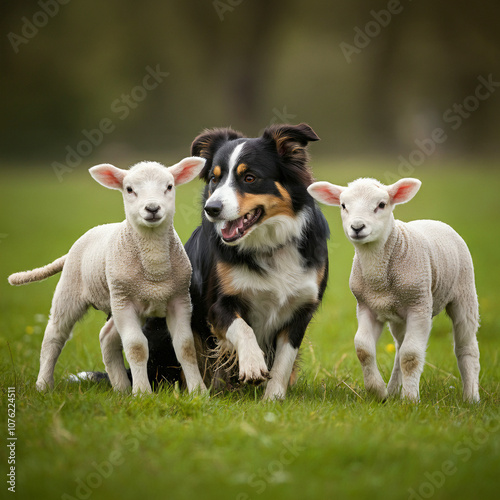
left=1, top=0, right=499, bottom=168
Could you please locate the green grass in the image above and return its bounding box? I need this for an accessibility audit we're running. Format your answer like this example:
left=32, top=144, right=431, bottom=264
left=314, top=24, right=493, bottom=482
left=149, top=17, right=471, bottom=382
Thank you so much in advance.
left=1, top=160, right=499, bottom=500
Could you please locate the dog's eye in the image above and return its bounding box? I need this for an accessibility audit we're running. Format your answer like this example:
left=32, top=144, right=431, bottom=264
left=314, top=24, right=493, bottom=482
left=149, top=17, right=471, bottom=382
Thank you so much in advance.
left=210, top=175, right=219, bottom=185
left=244, top=174, right=256, bottom=183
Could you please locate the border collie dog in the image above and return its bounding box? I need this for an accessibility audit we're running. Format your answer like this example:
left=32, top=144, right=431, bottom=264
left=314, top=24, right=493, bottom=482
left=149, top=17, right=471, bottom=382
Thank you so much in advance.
left=143, top=123, right=329, bottom=400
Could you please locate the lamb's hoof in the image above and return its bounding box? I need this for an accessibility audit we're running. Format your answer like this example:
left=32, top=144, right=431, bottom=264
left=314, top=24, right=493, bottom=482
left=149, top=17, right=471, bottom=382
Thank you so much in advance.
left=188, top=382, right=209, bottom=395
left=401, top=391, right=420, bottom=403
left=387, top=388, right=401, bottom=398
left=36, top=380, right=53, bottom=392
left=132, top=385, right=153, bottom=396
left=113, top=383, right=132, bottom=393
left=463, top=393, right=480, bottom=403
left=366, top=386, right=388, bottom=401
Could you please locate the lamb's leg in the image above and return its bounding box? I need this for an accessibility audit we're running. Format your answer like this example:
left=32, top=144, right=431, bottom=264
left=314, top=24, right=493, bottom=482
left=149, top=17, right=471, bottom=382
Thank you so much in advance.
left=112, top=304, right=151, bottom=395
left=387, top=321, right=405, bottom=396
left=447, top=299, right=480, bottom=402
left=166, top=295, right=207, bottom=394
left=37, top=284, right=86, bottom=391
left=354, top=303, right=387, bottom=400
left=399, top=310, right=432, bottom=402
left=263, top=331, right=298, bottom=401
left=37, top=321, right=74, bottom=391
left=99, top=318, right=131, bottom=392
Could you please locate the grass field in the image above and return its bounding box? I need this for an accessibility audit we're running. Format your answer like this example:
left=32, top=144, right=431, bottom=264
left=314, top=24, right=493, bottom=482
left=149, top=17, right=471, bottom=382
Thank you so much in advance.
left=1, top=159, right=499, bottom=500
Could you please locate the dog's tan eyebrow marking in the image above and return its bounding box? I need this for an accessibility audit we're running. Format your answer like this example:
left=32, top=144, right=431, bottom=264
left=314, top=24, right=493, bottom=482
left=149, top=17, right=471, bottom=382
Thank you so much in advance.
left=213, top=166, right=222, bottom=178
left=237, top=163, right=247, bottom=176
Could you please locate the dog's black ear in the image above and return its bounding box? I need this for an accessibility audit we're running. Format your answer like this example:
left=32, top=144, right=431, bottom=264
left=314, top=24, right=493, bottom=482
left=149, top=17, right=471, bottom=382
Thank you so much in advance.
left=263, top=123, right=319, bottom=156
left=262, top=123, right=320, bottom=185
left=191, top=127, right=245, bottom=181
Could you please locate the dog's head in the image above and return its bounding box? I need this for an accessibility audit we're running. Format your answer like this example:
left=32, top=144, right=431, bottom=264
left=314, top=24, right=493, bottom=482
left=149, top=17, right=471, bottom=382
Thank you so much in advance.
left=191, top=123, right=320, bottom=251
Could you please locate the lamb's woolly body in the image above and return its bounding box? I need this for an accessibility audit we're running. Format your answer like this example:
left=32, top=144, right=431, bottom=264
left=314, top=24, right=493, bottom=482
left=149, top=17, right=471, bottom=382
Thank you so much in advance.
left=9, top=159, right=207, bottom=395
left=49, top=221, right=191, bottom=319
left=307, top=176, right=480, bottom=402
left=351, top=219, right=478, bottom=325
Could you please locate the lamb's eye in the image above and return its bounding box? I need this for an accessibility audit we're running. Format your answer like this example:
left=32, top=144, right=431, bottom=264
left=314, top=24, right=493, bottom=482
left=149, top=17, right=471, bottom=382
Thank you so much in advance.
left=341, top=203, right=346, bottom=210
left=166, top=185, right=173, bottom=192
left=378, top=202, right=386, bottom=210
left=126, top=186, right=133, bottom=194
left=244, top=174, right=256, bottom=183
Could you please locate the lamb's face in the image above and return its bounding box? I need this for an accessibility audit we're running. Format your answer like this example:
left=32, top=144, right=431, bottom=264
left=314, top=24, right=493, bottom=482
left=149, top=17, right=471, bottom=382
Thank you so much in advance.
left=123, top=164, right=176, bottom=229
left=307, top=177, right=422, bottom=247
left=338, top=180, right=393, bottom=245
left=90, top=157, right=205, bottom=231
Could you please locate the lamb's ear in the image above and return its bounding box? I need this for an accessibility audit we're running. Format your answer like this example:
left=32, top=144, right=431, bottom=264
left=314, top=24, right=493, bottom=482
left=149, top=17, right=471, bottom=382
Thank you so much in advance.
left=191, top=127, right=245, bottom=182
left=89, top=164, right=127, bottom=190
left=387, top=178, right=422, bottom=205
left=307, top=181, right=344, bottom=206
left=168, top=157, right=206, bottom=186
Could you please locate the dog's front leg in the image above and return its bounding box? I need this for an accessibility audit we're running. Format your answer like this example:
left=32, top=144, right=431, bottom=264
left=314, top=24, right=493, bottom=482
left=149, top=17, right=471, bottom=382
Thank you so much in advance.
left=226, top=316, right=270, bottom=384
left=263, top=331, right=298, bottom=400
left=263, top=304, right=317, bottom=400
left=210, top=297, right=269, bottom=384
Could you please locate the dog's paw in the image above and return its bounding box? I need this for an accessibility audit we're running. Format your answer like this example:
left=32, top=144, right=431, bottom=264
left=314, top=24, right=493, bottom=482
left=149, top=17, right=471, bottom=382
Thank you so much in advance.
left=263, top=384, right=286, bottom=400
left=238, top=350, right=270, bottom=385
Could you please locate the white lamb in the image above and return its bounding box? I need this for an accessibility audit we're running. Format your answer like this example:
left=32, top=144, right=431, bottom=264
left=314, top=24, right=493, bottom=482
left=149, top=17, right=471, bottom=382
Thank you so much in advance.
left=308, top=177, right=480, bottom=402
left=8, top=158, right=208, bottom=396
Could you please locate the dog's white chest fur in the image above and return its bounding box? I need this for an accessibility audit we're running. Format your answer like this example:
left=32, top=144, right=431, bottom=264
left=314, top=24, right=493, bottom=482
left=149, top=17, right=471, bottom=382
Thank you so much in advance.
left=228, top=246, right=319, bottom=348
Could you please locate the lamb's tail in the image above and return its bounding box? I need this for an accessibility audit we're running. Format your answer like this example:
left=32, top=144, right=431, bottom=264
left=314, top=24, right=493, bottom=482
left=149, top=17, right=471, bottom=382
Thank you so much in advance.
left=8, top=255, right=67, bottom=286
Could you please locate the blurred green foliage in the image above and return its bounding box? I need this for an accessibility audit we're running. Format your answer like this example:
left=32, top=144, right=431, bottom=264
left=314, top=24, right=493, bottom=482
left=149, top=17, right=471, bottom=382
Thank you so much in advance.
left=2, top=0, right=500, bottom=167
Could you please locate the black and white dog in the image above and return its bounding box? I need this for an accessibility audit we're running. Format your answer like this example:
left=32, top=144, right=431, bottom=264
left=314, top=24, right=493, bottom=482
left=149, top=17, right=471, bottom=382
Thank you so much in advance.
left=143, top=123, right=329, bottom=400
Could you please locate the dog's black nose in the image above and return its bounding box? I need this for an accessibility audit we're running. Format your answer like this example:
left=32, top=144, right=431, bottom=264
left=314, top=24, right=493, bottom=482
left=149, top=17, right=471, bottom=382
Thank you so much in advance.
left=205, top=200, right=223, bottom=218
left=145, top=204, right=160, bottom=214
left=351, top=224, right=365, bottom=234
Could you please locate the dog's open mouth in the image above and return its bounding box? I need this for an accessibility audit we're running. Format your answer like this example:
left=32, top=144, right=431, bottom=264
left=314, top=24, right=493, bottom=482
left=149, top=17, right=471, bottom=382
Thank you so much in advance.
left=221, top=208, right=263, bottom=242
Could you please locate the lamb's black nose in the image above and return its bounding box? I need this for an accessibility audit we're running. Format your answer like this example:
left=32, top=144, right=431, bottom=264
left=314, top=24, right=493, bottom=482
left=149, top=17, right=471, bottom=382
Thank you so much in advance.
left=351, top=224, right=365, bottom=234
left=205, top=200, right=223, bottom=218
left=145, top=204, right=160, bottom=214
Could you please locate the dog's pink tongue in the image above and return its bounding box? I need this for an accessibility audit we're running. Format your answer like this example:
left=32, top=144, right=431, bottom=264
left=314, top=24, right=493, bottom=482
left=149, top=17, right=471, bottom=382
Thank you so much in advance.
left=221, top=217, right=244, bottom=240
